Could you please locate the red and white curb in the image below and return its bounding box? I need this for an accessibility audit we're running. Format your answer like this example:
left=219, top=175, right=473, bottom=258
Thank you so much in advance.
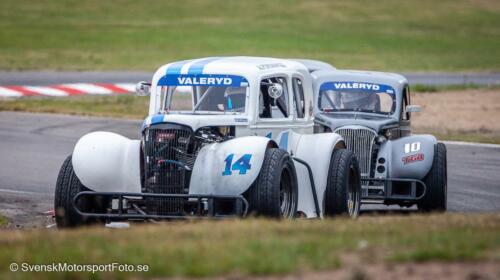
left=0, top=83, right=136, bottom=97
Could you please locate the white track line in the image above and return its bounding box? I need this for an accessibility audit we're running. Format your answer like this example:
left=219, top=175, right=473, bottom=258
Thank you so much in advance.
left=23, top=86, right=68, bottom=97
left=0, top=86, right=23, bottom=97
left=443, top=140, right=500, bottom=149
left=0, top=188, right=43, bottom=195
left=61, top=83, right=113, bottom=95
left=113, top=83, right=136, bottom=92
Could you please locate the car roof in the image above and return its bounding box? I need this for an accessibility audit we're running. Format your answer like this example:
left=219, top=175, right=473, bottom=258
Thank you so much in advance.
left=153, top=56, right=309, bottom=83
left=288, top=59, right=336, bottom=72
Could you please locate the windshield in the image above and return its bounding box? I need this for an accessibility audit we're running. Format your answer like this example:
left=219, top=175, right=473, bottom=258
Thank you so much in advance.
left=158, top=74, right=248, bottom=114
left=318, top=81, right=396, bottom=114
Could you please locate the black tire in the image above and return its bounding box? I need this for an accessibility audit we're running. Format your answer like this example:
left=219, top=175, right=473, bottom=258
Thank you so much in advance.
left=418, top=143, right=447, bottom=212
left=54, top=155, right=97, bottom=228
left=324, top=149, right=361, bottom=217
left=247, top=148, right=298, bottom=218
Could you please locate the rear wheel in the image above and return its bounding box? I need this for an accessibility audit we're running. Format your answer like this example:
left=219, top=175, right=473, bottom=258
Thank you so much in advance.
left=54, top=155, right=102, bottom=228
left=247, top=148, right=298, bottom=218
left=418, top=143, right=447, bottom=212
left=324, top=149, right=361, bottom=217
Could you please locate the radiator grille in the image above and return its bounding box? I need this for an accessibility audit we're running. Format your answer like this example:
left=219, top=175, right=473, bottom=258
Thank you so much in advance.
left=143, top=124, right=193, bottom=215
left=335, top=128, right=377, bottom=178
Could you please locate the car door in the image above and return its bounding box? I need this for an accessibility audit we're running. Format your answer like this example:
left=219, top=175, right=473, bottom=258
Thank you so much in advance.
left=253, top=74, right=298, bottom=151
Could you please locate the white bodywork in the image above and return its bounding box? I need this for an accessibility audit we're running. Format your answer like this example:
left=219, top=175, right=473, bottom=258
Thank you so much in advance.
left=72, top=56, right=344, bottom=218
left=72, top=132, right=142, bottom=193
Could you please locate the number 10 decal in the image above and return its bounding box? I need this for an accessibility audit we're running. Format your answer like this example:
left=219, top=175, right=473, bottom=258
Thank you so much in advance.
left=223, top=154, right=252, bottom=176
left=404, top=142, right=421, bottom=154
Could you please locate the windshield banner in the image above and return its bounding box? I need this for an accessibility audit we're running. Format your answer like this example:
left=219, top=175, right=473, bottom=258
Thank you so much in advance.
left=320, top=81, right=395, bottom=94
left=158, top=74, right=249, bottom=87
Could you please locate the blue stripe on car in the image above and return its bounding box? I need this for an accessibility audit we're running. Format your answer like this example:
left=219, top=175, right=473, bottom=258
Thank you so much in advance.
left=279, top=131, right=289, bottom=150
left=188, top=57, right=221, bottom=75
left=151, top=114, right=164, bottom=124
left=166, top=60, right=191, bottom=75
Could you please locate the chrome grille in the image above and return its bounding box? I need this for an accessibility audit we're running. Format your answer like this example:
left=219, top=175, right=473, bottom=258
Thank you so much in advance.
left=143, top=124, right=193, bottom=215
left=335, top=128, right=377, bottom=178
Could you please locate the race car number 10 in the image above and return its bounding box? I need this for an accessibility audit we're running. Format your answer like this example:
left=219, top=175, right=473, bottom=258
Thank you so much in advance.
left=404, top=142, right=421, bottom=154
left=222, top=154, right=252, bottom=176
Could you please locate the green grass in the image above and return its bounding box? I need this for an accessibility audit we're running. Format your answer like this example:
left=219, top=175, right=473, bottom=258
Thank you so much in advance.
left=0, top=95, right=149, bottom=119
left=415, top=130, right=500, bottom=145
left=0, top=0, right=499, bottom=71
left=0, top=214, right=498, bottom=279
left=0, top=215, right=7, bottom=228
left=411, top=84, right=500, bottom=93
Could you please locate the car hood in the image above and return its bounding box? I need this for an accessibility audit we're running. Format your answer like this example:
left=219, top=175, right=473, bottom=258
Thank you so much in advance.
left=142, top=113, right=249, bottom=132
left=315, top=112, right=398, bottom=132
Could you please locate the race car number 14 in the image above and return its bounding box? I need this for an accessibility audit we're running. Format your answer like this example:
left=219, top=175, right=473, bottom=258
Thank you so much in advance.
left=222, top=154, right=252, bottom=176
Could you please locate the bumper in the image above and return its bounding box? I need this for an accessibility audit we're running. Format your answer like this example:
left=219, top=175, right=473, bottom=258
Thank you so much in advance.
left=361, top=178, right=426, bottom=203
left=73, top=191, right=249, bottom=220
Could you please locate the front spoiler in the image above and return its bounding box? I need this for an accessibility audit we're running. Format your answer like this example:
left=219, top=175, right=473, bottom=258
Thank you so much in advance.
left=73, top=191, right=249, bottom=220
left=361, top=178, right=426, bottom=203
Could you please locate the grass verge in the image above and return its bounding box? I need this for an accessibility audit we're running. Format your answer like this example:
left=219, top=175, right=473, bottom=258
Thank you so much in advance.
left=415, top=130, right=500, bottom=145
left=0, top=95, right=149, bottom=119
left=0, top=0, right=499, bottom=71
left=0, top=214, right=498, bottom=279
left=0, top=215, right=7, bottom=228
left=411, top=84, right=500, bottom=93
left=2, top=86, right=500, bottom=144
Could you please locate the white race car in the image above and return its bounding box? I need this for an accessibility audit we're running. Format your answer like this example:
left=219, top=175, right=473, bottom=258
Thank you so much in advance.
left=54, top=57, right=361, bottom=227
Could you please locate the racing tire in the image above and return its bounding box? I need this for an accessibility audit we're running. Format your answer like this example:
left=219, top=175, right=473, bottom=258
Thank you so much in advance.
left=54, top=155, right=101, bottom=228
left=247, top=148, right=298, bottom=218
left=418, top=143, right=447, bottom=212
left=324, top=149, right=361, bottom=217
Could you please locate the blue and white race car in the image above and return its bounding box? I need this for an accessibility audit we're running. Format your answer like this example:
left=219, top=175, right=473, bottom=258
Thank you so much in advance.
left=54, top=57, right=361, bottom=227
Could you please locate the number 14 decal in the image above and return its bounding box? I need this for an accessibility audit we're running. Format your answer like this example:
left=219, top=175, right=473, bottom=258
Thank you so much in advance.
left=222, top=154, right=252, bottom=176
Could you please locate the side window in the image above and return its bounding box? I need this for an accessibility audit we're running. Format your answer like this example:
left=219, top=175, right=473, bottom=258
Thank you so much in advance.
left=259, top=77, right=289, bottom=119
left=401, top=87, right=410, bottom=121
left=292, top=78, right=305, bottom=118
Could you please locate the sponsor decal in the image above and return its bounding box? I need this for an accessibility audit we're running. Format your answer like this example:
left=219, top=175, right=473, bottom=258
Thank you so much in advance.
left=320, top=81, right=395, bottom=94
left=334, top=82, right=380, bottom=91
left=177, top=76, right=232, bottom=86
left=402, top=153, right=424, bottom=165
left=158, top=74, right=248, bottom=87
left=256, top=63, right=286, bottom=70
left=234, top=117, right=248, bottom=123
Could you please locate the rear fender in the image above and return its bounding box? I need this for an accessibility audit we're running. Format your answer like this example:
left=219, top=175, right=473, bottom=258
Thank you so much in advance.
left=294, top=132, right=345, bottom=218
left=189, top=136, right=274, bottom=195
left=72, top=132, right=142, bottom=193
left=377, top=135, right=436, bottom=180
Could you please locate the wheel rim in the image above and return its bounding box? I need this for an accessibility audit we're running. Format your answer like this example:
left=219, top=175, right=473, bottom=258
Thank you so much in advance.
left=346, top=163, right=360, bottom=217
left=279, top=167, right=295, bottom=218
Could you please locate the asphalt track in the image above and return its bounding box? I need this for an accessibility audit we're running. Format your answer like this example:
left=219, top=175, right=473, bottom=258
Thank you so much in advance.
left=0, top=112, right=499, bottom=226
left=0, top=71, right=499, bottom=86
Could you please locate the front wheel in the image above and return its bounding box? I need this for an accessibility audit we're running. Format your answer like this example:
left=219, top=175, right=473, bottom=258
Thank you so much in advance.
left=418, top=143, right=447, bottom=212
left=246, top=148, right=298, bottom=218
left=54, top=155, right=102, bottom=228
left=324, top=149, right=362, bottom=217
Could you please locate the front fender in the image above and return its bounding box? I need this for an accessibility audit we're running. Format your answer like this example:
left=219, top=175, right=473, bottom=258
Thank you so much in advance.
left=189, top=136, right=273, bottom=195
left=294, top=132, right=345, bottom=217
left=377, top=134, right=437, bottom=180
left=72, top=132, right=142, bottom=193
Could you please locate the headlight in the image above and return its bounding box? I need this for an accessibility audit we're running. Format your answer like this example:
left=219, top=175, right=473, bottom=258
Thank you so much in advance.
left=375, top=135, right=387, bottom=144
